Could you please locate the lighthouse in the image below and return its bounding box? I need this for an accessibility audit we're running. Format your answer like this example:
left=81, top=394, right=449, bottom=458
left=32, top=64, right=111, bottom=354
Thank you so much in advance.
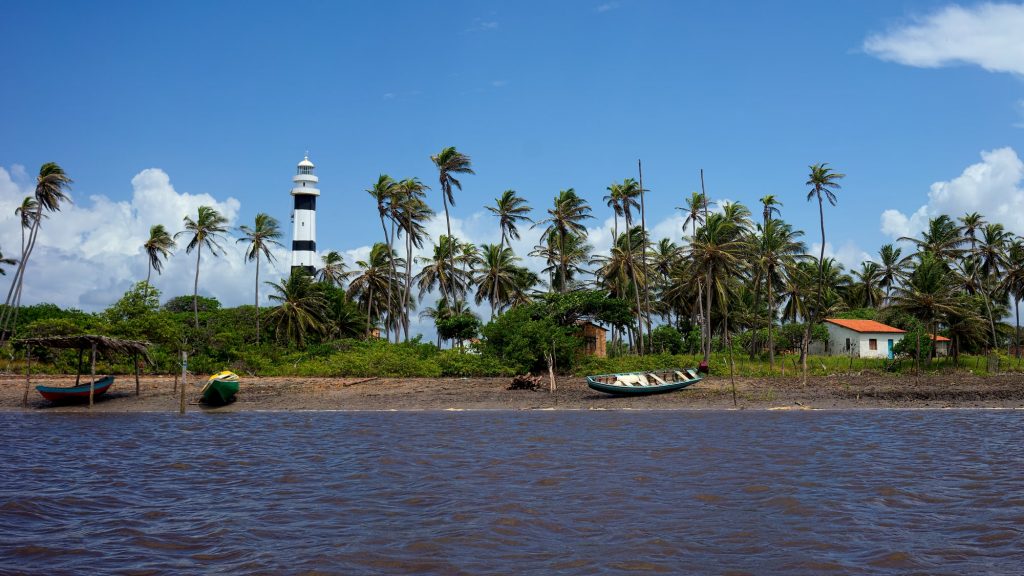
left=290, top=155, right=319, bottom=276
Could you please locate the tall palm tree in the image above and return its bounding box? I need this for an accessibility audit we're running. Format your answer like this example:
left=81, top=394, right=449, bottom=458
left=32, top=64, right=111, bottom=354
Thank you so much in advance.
left=530, top=230, right=592, bottom=293
left=802, top=163, right=845, bottom=380
left=592, top=226, right=648, bottom=344
left=367, top=174, right=399, bottom=340
left=415, top=236, right=469, bottom=307
left=679, top=191, right=708, bottom=348
left=486, top=190, right=531, bottom=313
left=430, top=146, right=474, bottom=250
left=1, top=163, right=73, bottom=344
left=535, top=189, right=593, bottom=294
left=317, top=251, right=351, bottom=287
left=975, top=223, right=1011, bottom=347
left=143, top=224, right=176, bottom=302
left=958, top=212, right=986, bottom=252
left=1003, top=239, right=1024, bottom=358
left=760, top=195, right=782, bottom=226
left=175, top=205, right=229, bottom=328
left=688, top=212, right=748, bottom=363
left=901, top=215, right=964, bottom=265
left=238, top=213, right=283, bottom=344
left=395, top=179, right=432, bottom=341
left=265, top=272, right=329, bottom=348
left=850, top=261, right=884, bottom=309
left=618, top=179, right=646, bottom=352
left=892, top=253, right=962, bottom=359
left=750, top=219, right=806, bottom=369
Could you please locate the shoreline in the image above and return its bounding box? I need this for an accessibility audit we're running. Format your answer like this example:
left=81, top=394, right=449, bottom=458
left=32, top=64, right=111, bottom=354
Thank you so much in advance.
left=3, top=373, right=1024, bottom=413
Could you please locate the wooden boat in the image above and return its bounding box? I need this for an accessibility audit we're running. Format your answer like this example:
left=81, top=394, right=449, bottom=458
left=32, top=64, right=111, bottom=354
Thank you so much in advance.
left=201, top=370, right=240, bottom=404
left=586, top=368, right=702, bottom=396
left=36, top=376, right=115, bottom=402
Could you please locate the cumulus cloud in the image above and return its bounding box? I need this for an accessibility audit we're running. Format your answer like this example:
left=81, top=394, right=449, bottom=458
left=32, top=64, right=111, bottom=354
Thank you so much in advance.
left=0, top=166, right=288, bottom=312
left=879, top=147, right=1024, bottom=240
left=863, top=3, right=1024, bottom=76
left=810, top=240, right=873, bottom=272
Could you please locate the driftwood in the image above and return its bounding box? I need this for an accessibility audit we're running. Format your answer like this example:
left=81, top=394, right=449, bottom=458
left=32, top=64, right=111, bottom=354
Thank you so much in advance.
left=508, top=374, right=542, bottom=391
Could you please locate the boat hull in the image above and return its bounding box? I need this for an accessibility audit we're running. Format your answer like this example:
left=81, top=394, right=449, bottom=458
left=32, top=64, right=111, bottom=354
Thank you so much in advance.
left=36, top=376, right=115, bottom=402
left=201, top=371, right=240, bottom=404
left=586, top=369, right=701, bottom=396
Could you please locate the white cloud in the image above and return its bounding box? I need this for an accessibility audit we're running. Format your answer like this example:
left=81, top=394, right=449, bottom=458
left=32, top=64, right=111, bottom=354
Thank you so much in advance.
left=0, top=166, right=287, bottom=312
left=879, top=147, right=1024, bottom=240
left=863, top=3, right=1024, bottom=76
left=465, top=18, right=498, bottom=32
left=810, top=240, right=873, bottom=272
left=596, top=2, right=620, bottom=13
left=490, top=80, right=508, bottom=88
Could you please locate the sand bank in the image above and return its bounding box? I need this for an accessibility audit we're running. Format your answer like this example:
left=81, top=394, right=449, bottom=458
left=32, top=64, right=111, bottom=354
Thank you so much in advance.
left=2, top=372, right=1023, bottom=412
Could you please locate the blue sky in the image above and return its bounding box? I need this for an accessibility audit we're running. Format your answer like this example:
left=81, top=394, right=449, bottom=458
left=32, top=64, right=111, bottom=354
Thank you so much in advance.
left=1, top=1, right=1023, bottom=329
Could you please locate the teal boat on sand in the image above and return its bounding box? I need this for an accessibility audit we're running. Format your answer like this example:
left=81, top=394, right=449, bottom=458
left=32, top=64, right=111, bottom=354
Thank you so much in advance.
left=202, top=371, right=239, bottom=404
left=586, top=368, right=702, bottom=396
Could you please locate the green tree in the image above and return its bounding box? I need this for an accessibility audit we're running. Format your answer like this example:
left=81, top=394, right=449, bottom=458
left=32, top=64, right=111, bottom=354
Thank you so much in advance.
left=395, top=178, right=432, bottom=341
left=486, top=189, right=531, bottom=310
left=1, top=163, right=73, bottom=344
left=237, top=213, right=283, bottom=344
left=265, top=272, right=329, bottom=348
left=143, top=224, right=176, bottom=302
left=803, top=162, right=845, bottom=380
left=316, top=251, right=351, bottom=287
left=472, top=243, right=522, bottom=318
left=535, top=188, right=593, bottom=294
left=175, top=205, right=229, bottom=329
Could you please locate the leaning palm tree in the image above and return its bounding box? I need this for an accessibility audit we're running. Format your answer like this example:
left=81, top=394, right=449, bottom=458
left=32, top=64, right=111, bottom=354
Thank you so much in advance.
left=802, top=162, right=845, bottom=380
left=143, top=224, right=176, bottom=302
left=1, top=163, right=73, bottom=344
left=175, top=205, right=229, bottom=328
left=395, top=179, right=433, bottom=340
left=534, top=189, right=593, bottom=294
left=430, top=146, right=474, bottom=250
left=238, top=213, right=284, bottom=344
left=0, top=250, right=15, bottom=275
left=316, top=251, right=351, bottom=287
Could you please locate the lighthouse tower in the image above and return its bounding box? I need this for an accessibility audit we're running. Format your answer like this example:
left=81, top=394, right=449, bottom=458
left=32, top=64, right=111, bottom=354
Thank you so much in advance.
left=290, top=155, right=319, bottom=275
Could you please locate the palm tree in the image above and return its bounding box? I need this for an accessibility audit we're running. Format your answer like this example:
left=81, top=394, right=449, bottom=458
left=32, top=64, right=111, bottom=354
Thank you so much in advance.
left=535, top=189, right=593, bottom=294
left=592, top=226, right=648, bottom=345
left=15, top=197, right=40, bottom=258
left=317, top=251, right=351, bottom=287
left=803, top=163, right=845, bottom=380
left=175, top=205, right=229, bottom=328
left=877, top=243, right=911, bottom=304
left=472, top=243, right=522, bottom=317
left=679, top=191, right=708, bottom=348
left=530, top=230, right=592, bottom=292
left=143, top=224, right=176, bottom=302
left=959, top=212, right=986, bottom=252
left=750, top=219, right=806, bottom=369
left=395, top=178, right=432, bottom=341
left=892, top=253, right=963, bottom=360
left=367, top=174, right=399, bottom=340
left=1003, top=239, right=1024, bottom=358
left=760, top=195, right=782, bottom=226
left=688, top=212, right=748, bottom=364
left=1, top=163, right=73, bottom=344
left=486, top=190, right=531, bottom=312
left=348, top=243, right=403, bottom=338
left=238, top=213, right=284, bottom=344
left=430, top=146, right=474, bottom=251
left=901, top=215, right=964, bottom=265
left=975, top=223, right=1011, bottom=347
left=265, top=272, right=329, bottom=348
left=850, top=261, right=884, bottom=309
left=415, top=236, right=469, bottom=307
left=0, top=250, right=15, bottom=275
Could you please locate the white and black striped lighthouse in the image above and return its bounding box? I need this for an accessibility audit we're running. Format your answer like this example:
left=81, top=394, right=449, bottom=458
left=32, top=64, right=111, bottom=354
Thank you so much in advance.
left=290, top=155, right=319, bottom=275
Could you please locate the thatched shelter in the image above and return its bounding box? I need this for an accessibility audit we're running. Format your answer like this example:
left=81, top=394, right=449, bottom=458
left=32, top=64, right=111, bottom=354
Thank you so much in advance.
left=16, top=335, right=152, bottom=407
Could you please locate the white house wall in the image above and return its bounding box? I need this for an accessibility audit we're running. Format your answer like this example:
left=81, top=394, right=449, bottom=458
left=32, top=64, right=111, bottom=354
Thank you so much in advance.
left=824, top=323, right=903, bottom=358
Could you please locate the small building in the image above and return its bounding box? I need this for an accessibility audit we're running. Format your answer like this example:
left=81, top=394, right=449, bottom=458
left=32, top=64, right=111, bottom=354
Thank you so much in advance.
left=824, top=318, right=905, bottom=359
left=578, top=321, right=607, bottom=358
left=931, top=334, right=951, bottom=356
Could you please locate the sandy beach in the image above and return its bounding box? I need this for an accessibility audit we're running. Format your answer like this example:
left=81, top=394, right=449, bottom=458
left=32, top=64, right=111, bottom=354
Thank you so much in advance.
left=2, top=372, right=1023, bottom=412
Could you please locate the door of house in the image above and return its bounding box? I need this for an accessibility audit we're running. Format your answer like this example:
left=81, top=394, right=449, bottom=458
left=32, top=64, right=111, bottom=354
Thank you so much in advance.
left=887, top=339, right=894, bottom=359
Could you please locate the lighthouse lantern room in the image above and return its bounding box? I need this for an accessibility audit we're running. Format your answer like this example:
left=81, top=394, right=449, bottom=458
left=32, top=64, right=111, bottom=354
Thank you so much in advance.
left=290, top=155, right=319, bottom=275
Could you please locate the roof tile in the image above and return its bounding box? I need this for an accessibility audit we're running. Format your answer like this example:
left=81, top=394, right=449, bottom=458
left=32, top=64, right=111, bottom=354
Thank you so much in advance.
left=824, top=318, right=906, bottom=334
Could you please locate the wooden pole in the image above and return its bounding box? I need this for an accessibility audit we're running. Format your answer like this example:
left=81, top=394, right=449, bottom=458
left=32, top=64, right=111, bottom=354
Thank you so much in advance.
left=89, top=343, right=97, bottom=408
left=75, top=348, right=83, bottom=386
left=134, top=353, right=140, bottom=396
left=179, top=351, right=187, bottom=414
left=22, top=346, right=31, bottom=407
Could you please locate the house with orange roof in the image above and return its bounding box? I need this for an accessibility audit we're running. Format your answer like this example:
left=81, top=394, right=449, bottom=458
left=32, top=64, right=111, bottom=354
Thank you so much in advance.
left=931, top=333, right=951, bottom=357
left=824, top=318, right=906, bottom=359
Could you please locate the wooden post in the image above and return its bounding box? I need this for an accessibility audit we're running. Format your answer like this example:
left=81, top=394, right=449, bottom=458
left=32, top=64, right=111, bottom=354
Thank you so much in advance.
left=88, top=343, right=97, bottom=408
left=546, top=341, right=556, bottom=393
left=179, top=351, right=187, bottom=414
left=75, top=348, right=83, bottom=386
left=134, top=353, right=140, bottom=396
left=22, top=347, right=31, bottom=408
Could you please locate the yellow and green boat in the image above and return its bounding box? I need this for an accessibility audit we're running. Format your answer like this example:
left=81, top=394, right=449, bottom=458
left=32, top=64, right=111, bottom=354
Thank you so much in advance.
left=202, top=371, right=240, bottom=404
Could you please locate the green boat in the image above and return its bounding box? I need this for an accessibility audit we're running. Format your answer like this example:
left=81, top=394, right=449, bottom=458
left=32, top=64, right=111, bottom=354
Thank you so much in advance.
left=201, top=370, right=240, bottom=404
left=586, top=368, right=702, bottom=396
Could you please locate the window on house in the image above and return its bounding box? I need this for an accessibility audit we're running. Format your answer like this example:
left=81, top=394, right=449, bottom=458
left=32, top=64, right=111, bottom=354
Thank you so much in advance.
left=845, top=338, right=851, bottom=351
left=869, top=339, right=877, bottom=350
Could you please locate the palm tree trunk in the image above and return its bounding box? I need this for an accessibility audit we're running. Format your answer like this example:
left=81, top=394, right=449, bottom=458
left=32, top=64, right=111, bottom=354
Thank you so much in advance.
left=492, top=233, right=505, bottom=320
left=768, top=269, right=776, bottom=373
left=193, top=243, right=202, bottom=329
left=366, top=285, right=373, bottom=338
left=803, top=195, right=827, bottom=384
left=0, top=212, right=41, bottom=342
left=704, top=268, right=712, bottom=363
left=638, top=160, right=652, bottom=349
left=981, top=286, right=998, bottom=350
left=442, top=183, right=454, bottom=309
left=378, top=215, right=392, bottom=342
left=404, top=233, right=413, bottom=342
left=255, top=254, right=261, bottom=345
left=144, top=263, right=153, bottom=304
left=1016, top=296, right=1020, bottom=359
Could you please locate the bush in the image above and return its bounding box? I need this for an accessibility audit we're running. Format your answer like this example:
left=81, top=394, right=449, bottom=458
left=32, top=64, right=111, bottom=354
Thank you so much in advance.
left=650, top=325, right=684, bottom=354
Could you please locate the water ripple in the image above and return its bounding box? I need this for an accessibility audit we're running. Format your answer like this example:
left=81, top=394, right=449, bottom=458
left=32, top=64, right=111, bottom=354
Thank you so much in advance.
left=0, top=410, right=1023, bottom=574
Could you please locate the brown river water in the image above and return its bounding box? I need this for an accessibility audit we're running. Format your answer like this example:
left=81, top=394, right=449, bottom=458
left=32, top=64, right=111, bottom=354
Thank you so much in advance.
left=1, top=410, right=1022, bottom=574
